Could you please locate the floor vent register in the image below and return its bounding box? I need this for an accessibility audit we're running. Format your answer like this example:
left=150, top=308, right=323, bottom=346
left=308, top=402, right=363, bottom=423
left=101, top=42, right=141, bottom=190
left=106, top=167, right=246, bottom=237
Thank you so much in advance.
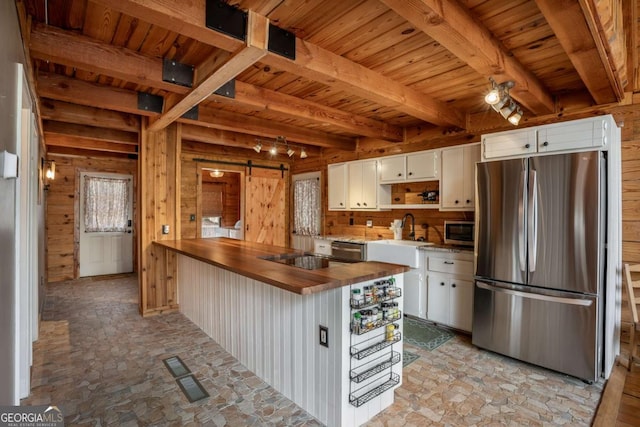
left=163, top=356, right=209, bottom=403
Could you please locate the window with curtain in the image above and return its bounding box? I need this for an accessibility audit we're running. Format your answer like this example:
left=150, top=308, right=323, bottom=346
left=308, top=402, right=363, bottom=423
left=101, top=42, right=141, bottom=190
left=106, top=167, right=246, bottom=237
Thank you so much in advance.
left=293, top=177, right=320, bottom=236
left=83, top=176, right=130, bottom=232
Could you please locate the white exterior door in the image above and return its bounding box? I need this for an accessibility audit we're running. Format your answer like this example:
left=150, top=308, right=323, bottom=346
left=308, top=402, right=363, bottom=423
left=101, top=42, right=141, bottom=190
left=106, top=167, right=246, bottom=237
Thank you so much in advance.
left=79, top=172, right=133, bottom=277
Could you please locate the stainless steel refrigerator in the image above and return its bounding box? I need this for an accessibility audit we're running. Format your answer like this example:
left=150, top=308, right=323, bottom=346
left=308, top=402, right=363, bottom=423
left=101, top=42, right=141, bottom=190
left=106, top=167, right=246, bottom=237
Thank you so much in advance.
left=473, top=151, right=605, bottom=382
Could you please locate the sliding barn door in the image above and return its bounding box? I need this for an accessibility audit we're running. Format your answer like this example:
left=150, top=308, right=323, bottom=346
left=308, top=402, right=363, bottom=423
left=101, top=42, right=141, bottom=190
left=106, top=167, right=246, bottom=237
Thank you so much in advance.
left=245, top=169, right=286, bottom=247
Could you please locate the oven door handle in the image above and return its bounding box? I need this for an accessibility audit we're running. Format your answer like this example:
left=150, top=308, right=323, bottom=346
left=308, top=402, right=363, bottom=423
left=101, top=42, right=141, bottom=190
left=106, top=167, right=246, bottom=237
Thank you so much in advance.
left=331, top=246, right=363, bottom=253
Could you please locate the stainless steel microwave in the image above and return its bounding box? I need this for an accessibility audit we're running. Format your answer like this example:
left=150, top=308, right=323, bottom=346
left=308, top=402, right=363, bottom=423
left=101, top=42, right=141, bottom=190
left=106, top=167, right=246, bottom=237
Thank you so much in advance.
left=444, top=221, right=474, bottom=246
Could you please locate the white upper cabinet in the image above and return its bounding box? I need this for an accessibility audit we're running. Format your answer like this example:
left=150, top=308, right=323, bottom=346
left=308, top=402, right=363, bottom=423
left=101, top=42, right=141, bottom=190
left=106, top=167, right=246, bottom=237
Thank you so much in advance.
left=379, top=155, right=406, bottom=182
left=482, top=128, right=537, bottom=160
left=441, top=143, right=481, bottom=210
left=327, top=163, right=347, bottom=210
left=407, top=151, right=439, bottom=181
left=348, top=160, right=378, bottom=209
left=482, top=115, right=615, bottom=161
left=537, top=116, right=611, bottom=153
left=379, top=150, right=439, bottom=183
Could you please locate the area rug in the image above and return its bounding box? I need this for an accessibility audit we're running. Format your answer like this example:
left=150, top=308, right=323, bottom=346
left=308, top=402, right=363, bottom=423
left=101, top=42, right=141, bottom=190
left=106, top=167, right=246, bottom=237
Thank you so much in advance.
left=403, top=350, right=419, bottom=367
left=404, top=317, right=454, bottom=351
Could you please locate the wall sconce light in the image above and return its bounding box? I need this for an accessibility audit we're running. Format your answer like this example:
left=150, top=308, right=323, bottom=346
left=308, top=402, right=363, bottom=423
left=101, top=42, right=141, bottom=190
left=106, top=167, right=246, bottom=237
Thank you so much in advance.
left=485, top=77, right=522, bottom=125
left=45, top=160, right=56, bottom=180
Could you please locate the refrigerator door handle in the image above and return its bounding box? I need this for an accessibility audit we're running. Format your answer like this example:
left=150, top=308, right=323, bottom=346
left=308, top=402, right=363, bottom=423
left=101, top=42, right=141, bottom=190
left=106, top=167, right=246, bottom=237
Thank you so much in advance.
left=476, top=282, right=593, bottom=306
left=518, top=170, right=526, bottom=272
left=528, top=170, right=538, bottom=272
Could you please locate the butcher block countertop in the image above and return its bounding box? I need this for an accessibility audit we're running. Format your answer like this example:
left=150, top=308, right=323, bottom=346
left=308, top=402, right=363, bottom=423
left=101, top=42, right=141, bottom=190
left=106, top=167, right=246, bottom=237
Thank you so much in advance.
left=155, top=238, right=409, bottom=295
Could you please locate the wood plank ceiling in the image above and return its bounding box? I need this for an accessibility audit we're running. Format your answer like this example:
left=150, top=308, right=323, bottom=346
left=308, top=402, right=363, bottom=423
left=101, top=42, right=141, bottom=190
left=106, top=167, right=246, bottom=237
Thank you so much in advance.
left=18, top=0, right=636, bottom=159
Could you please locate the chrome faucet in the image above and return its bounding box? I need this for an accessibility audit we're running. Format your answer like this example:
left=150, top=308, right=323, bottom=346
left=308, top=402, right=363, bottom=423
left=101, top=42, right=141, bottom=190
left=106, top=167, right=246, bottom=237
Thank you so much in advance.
left=401, top=213, right=415, bottom=240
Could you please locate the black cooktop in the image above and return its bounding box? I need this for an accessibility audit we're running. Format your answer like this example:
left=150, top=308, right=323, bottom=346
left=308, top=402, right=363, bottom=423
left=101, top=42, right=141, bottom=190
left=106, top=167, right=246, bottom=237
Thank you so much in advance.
left=261, top=253, right=361, bottom=270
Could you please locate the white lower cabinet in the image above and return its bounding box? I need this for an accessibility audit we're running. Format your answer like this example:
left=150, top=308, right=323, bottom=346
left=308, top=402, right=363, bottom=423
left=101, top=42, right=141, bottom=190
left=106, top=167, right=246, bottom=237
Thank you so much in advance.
left=425, top=249, right=474, bottom=332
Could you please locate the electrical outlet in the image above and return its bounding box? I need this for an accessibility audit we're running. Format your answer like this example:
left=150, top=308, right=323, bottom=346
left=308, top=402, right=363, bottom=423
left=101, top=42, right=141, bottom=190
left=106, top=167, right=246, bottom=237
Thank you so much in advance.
left=190, top=214, right=196, bottom=221
left=366, top=220, right=373, bottom=227
left=349, top=218, right=354, bottom=226
left=319, top=325, right=328, bottom=348
left=162, top=224, right=170, bottom=234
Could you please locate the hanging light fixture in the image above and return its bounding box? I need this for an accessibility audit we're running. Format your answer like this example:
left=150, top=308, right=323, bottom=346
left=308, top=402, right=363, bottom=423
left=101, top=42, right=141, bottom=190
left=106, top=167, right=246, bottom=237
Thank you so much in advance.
left=253, top=141, right=262, bottom=153
left=300, top=148, right=308, bottom=159
left=209, top=169, right=224, bottom=178
left=269, top=143, right=278, bottom=155
left=251, top=136, right=309, bottom=158
left=485, top=77, right=522, bottom=126
left=287, top=147, right=295, bottom=157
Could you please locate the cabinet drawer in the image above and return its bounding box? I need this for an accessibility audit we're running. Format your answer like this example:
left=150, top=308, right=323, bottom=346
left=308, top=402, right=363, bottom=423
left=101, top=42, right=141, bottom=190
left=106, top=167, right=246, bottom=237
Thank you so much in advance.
left=427, top=256, right=473, bottom=276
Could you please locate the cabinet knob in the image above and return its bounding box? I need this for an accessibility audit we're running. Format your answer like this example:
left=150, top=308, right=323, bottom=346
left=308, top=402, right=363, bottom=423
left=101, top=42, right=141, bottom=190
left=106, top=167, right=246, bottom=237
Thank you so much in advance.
left=340, top=202, right=343, bottom=206
left=363, top=202, right=367, bottom=206
left=452, top=283, right=457, bottom=288
left=440, top=282, right=445, bottom=286
left=356, top=202, right=361, bottom=206
left=542, top=141, right=549, bottom=147
left=397, top=173, right=402, bottom=177
left=525, top=143, right=530, bottom=149
left=454, top=200, right=459, bottom=204
left=408, top=172, right=413, bottom=176
left=466, top=199, right=471, bottom=204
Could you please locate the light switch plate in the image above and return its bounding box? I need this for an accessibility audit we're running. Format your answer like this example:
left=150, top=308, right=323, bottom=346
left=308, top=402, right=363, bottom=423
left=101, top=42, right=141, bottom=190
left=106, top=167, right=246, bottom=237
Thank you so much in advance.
left=0, top=150, right=18, bottom=179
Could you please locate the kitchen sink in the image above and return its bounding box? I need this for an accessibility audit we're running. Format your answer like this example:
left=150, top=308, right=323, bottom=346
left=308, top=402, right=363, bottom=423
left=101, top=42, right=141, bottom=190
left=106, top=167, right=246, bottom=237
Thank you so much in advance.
left=367, top=240, right=433, bottom=268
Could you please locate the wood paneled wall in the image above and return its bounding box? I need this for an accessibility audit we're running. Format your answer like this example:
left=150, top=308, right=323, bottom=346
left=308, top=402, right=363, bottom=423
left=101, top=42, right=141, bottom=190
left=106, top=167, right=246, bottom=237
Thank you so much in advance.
left=46, top=154, right=136, bottom=283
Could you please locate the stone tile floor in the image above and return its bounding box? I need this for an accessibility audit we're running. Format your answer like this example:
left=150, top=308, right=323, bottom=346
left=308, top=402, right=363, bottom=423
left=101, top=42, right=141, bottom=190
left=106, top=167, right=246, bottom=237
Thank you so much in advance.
left=23, top=275, right=604, bottom=426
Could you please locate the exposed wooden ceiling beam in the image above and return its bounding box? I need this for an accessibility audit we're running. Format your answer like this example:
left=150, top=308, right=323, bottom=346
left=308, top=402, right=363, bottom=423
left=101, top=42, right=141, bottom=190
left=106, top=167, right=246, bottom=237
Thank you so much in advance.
left=93, top=0, right=466, bottom=128
left=44, top=134, right=138, bottom=154
left=535, top=0, right=622, bottom=103
left=48, top=146, right=136, bottom=159
left=36, top=72, right=356, bottom=149
left=148, top=11, right=269, bottom=132
left=30, top=24, right=401, bottom=141
left=380, top=0, right=555, bottom=115
left=44, top=121, right=138, bottom=145
left=40, top=99, right=140, bottom=133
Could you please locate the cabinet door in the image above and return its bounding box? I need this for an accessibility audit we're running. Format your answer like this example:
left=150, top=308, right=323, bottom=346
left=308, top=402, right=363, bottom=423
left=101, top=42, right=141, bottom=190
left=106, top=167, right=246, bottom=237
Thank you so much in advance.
left=328, top=163, right=347, bottom=210
left=348, top=162, right=363, bottom=209
left=482, top=129, right=537, bottom=160
left=407, top=151, right=439, bottom=180
left=462, top=144, right=481, bottom=208
left=379, top=156, right=406, bottom=183
left=441, top=147, right=464, bottom=209
left=360, top=160, right=378, bottom=209
left=449, top=278, right=473, bottom=332
left=537, top=116, right=609, bottom=153
left=427, top=274, right=449, bottom=324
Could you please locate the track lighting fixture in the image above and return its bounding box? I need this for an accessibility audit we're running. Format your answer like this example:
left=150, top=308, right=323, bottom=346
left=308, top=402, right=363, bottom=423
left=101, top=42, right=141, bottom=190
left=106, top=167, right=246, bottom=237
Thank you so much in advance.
left=485, top=77, right=522, bottom=126
left=252, top=136, right=309, bottom=159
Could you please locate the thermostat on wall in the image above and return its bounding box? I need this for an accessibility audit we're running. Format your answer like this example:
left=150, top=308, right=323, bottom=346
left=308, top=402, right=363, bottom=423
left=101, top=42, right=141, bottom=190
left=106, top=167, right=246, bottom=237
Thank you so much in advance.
left=0, top=150, right=18, bottom=179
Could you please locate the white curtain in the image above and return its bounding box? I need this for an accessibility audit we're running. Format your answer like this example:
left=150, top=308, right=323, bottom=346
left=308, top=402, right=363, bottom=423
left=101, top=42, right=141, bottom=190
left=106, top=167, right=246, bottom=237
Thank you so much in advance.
left=293, top=177, right=320, bottom=236
left=84, top=176, right=130, bottom=232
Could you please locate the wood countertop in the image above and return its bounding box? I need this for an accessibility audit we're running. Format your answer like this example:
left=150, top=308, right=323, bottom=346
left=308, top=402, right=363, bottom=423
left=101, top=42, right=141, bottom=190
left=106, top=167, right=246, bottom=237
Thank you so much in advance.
left=154, top=238, right=409, bottom=295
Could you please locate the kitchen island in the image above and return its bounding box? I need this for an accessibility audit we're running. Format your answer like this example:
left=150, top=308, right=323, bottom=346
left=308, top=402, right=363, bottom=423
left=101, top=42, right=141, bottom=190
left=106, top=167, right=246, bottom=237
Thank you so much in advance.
left=155, top=238, right=408, bottom=426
